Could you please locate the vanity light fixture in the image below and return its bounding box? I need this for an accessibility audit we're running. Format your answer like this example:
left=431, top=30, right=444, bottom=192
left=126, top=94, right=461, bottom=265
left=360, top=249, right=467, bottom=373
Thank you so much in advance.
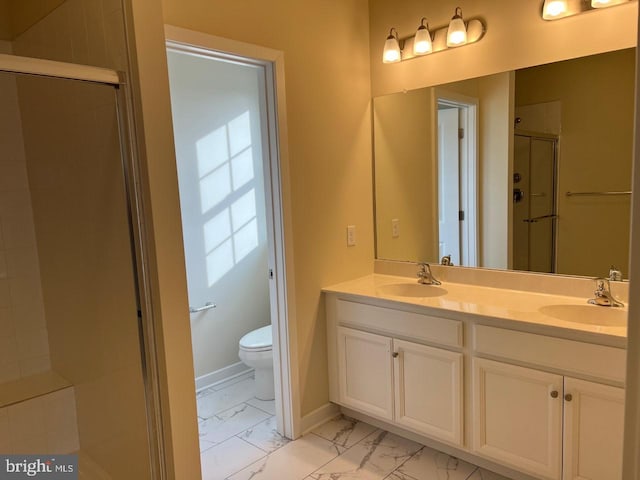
left=447, top=7, right=468, bottom=46
left=382, top=28, right=402, bottom=63
left=413, top=18, right=433, bottom=55
left=591, top=0, right=628, bottom=7
left=382, top=9, right=485, bottom=64
left=542, top=0, right=632, bottom=20
left=542, top=0, right=571, bottom=19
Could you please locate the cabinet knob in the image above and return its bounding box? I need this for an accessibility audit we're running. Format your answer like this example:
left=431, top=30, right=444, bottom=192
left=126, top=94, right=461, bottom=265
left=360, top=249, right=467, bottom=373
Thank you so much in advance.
left=550, top=390, right=559, bottom=398
left=564, top=393, right=573, bottom=402
left=392, top=352, right=399, bottom=358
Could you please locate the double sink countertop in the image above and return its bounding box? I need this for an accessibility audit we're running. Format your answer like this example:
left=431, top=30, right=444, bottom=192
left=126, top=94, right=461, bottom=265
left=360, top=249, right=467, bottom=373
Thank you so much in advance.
left=322, top=273, right=628, bottom=348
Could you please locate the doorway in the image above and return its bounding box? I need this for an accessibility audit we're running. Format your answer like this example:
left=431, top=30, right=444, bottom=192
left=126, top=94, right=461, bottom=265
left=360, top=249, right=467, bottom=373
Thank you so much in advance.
left=165, top=31, right=295, bottom=479
left=436, top=94, right=478, bottom=267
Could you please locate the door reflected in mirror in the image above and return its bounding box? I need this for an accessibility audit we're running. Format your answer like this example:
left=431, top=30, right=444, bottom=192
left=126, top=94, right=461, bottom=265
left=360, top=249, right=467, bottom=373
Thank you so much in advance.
left=373, top=48, right=635, bottom=279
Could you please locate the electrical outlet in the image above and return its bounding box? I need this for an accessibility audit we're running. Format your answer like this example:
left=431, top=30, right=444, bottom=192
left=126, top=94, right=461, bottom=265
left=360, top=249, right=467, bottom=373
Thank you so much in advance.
left=347, top=225, right=356, bottom=246
left=392, top=218, right=400, bottom=238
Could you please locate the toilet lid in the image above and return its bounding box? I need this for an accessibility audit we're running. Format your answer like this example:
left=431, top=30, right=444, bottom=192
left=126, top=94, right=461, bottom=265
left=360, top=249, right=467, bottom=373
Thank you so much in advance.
left=239, top=325, right=272, bottom=351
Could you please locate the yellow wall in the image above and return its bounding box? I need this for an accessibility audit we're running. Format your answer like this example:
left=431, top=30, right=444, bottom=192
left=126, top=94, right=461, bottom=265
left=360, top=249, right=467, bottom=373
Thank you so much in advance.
left=623, top=29, right=640, bottom=478
left=369, top=0, right=637, bottom=97
left=0, top=0, right=11, bottom=40
left=161, top=0, right=374, bottom=416
left=478, top=72, right=514, bottom=269
left=515, top=49, right=635, bottom=277
left=374, top=88, right=438, bottom=262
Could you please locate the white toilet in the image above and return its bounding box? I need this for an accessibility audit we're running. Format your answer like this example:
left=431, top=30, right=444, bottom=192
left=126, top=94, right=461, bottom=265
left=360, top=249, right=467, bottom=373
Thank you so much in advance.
left=238, top=325, right=274, bottom=400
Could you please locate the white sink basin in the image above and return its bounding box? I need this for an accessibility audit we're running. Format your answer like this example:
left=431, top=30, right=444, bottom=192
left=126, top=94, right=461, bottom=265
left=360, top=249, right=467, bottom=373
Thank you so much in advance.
left=376, top=283, right=447, bottom=298
left=539, top=304, right=627, bottom=327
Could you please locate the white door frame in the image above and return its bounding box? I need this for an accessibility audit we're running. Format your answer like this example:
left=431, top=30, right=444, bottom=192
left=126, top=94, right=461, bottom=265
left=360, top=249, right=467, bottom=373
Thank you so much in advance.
left=434, top=89, right=479, bottom=267
left=437, top=107, right=461, bottom=264
left=164, top=25, right=301, bottom=439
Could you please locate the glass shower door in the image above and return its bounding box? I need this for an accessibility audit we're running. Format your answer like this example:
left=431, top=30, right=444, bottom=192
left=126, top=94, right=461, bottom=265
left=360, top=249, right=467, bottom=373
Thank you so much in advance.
left=513, top=134, right=558, bottom=273
left=0, top=71, right=153, bottom=479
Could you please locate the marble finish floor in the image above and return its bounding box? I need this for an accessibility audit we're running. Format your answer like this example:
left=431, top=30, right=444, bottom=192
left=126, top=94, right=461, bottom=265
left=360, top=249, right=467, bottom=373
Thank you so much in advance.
left=197, top=376, right=511, bottom=480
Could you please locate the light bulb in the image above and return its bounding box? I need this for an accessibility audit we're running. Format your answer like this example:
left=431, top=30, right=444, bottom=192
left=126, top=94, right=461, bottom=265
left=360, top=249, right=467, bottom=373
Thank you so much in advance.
left=447, top=7, right=467, bottom=47
left=591, top=0, right=628, bottom=7
left=542, top=0, right=570, bottom=19
left=413, top=18, right=432, bottom=56
left=383, top=28, right=401, bottom=63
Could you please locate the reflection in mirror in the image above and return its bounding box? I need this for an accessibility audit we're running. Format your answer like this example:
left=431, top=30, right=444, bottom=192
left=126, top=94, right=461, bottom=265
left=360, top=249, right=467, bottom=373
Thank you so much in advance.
left=373, top=48, right=635, bottom=279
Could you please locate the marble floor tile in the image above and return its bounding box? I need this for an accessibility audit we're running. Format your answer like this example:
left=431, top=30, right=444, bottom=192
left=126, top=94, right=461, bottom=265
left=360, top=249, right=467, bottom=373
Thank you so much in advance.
left=228, top=433, right=345, bottom=480
left=385, top=471, right=415, bottom=480
left=199, top=403, right=271, bottom=448
left=237, top=416, right=289, bottom=454
left=310, top=430, right=422, bottom=480
left=197, top=387, right=216, bottom=399
left=312, top=414, right=378, bottom=448
left=394, top=445, right=477, bottom=480
left=197, top=378, right=257, bottom=418
left=212, top=372, right=254, bottom=391
left=200, top=436, right=266, bottom=480
left=199, top=436, right=216, bottom=453
left=247, top=397, right=276, bottom=416
left=466, top=468, right=511, bottom=480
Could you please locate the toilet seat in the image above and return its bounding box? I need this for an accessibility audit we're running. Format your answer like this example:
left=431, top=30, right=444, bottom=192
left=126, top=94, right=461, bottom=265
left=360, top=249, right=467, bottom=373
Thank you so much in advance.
left=239, top=325, right=272, bottom=352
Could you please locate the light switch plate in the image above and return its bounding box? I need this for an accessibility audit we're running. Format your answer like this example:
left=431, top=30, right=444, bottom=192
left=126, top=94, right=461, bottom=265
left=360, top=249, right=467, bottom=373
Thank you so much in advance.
left=392, top=218, right=400, bottom=238
left=347, top=225, right=356, bottom=246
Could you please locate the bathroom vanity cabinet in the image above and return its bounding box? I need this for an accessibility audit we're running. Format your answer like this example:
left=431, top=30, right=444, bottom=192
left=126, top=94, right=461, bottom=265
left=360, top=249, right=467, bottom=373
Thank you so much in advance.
left=336, top=326, right=463, bottom=445
left=472, top=327, right=625, bottom=480
left=324, top=278, right=627, bottom=480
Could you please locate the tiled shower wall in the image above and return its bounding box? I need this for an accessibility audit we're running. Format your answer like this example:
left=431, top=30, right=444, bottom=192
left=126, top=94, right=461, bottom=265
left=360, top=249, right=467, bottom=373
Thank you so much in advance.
left=12, top=0, right=127, bottom=71
left=0, top=387, right=79, bottom=455
left=0, top=41, right=51, bottom=384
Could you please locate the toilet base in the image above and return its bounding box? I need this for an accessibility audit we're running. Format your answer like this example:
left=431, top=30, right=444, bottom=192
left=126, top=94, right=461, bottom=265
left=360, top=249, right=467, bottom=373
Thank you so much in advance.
left=254, top=366, right=275, bottom=401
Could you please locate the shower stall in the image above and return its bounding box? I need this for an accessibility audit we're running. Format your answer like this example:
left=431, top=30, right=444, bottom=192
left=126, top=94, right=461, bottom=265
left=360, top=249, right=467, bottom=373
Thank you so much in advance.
left=513, top=132, right=558, bottom=273
left=0, top=0, right=168, bottom=477
left=0, top=49, right=160, bottom=480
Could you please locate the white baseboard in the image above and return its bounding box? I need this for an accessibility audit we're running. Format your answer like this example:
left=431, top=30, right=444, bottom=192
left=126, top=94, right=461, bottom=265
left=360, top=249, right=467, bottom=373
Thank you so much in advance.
left=300, top=402, right=341, bottom=435
left=195, top=361, right=253, bottom=392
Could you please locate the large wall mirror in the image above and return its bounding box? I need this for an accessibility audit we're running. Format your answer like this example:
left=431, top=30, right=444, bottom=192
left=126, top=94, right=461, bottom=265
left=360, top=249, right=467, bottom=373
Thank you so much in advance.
left=373, top=48, right=635, bottom=279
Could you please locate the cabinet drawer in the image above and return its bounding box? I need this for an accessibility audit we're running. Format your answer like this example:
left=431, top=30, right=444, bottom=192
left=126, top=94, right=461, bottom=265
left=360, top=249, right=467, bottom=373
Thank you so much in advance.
left=337, top=299, right=462, bottom=348
left=474, top=325, right=625, bottom=383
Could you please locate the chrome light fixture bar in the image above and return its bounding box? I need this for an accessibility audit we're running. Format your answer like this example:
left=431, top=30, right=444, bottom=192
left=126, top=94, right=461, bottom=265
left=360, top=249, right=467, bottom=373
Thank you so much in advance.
left=542, top=0, right=633, bottom=20
left=382, top=7, right=485, bottom=64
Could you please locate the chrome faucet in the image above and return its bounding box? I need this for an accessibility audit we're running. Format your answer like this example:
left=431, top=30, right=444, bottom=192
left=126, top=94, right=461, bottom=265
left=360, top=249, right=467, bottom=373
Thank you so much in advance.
left=588, top=278, right=624, bottom=307
left=440, top=255, right=453, bottom=266
left=417, top=263, right=441, bottom=285
left=609, top=265, right=623, bottom=281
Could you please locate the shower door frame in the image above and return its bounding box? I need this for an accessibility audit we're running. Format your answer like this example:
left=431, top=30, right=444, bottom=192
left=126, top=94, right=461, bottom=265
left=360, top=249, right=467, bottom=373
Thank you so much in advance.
left=0, top=54, right=167, bottom=479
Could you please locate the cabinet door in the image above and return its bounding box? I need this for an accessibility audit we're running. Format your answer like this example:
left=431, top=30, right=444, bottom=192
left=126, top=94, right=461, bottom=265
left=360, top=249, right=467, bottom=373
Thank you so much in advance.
left=472, top=358, right=563, bottom=480
left=336, top=326, right=394, bottom=420
left=393, top=339, right=463, bottom=445
left=563, top=378, right=624, bottom=480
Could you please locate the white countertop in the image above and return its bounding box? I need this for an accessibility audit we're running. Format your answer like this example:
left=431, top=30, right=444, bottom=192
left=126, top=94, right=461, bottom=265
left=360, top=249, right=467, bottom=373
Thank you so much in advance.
left=322, top=274, right=627, bottom=346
